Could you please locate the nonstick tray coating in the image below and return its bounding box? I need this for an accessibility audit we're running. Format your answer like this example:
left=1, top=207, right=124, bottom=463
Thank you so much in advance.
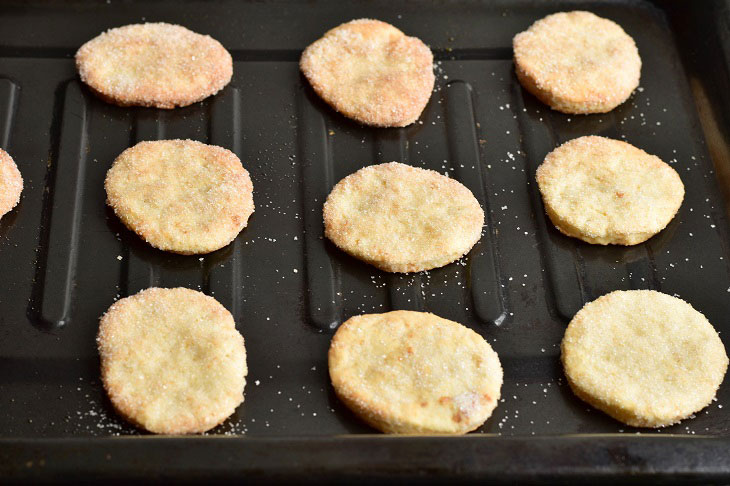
left=2, top=0, right=730, bottom=482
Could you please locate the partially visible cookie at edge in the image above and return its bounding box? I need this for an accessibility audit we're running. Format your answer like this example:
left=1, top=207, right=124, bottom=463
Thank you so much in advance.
left=0, top=148, right=22, bottom=219
left=513, top=11, right=641, bottom=114
left=536, top=136, right=683, bottom=245
left=98, top=287, right=247, bottom=434
left=105, top=139, right=254, bottom=255
left=329, top=310, right=503, bottom=434
left=76, top=22, right=233, bottom=108
left=300, top=19, right=434, bottom=127
left=323, top=162, right=484, bottom=272
left=562, top=290, right=728, bottom=427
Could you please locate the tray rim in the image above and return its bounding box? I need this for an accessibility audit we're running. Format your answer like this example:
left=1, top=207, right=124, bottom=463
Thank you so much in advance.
left=3, top=436, right=730, bottom=482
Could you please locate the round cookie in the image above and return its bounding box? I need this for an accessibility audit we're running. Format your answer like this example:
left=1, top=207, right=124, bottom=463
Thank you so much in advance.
left=513, top=11, right=641, bottom=114
left=76, top=23, right=232, bottom=108
left=323, top=162, right=484, bottom=272
left=0, top=149, right=22, bottom=219
left=300, top=19, right=434, bottom=127
left=536, top=136, right=683, bottom=245
left=105, top=139, right=254, bottom=254
left=562, top=290, right=728, bottom=428
left=98, top=287, right=247, bottom=434
left=329, top=310, right=503, bottom=434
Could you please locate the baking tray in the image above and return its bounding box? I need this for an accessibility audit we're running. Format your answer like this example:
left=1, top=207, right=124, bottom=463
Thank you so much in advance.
left=1, top=0, right=730, bottom=482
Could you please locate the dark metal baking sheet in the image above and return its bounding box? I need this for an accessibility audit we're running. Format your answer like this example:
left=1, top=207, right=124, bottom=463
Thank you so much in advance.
left=1, top=0, right=730, bottom=481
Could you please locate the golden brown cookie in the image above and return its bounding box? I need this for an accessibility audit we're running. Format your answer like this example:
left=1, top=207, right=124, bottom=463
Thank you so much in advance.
left=98, top=287, right=247, bottom=434
left=562, top=290, right=728, bottom=427
left=329, top=310, right=503, bottom=434
left=536, top=136, right=683, bottom=245
left=76, top=23, right=232, bottom=108
left=105, top=139, right=254, bottom=254
left=0, top=149, right=22, bottom=219
left=300, top=19, right=434, bottom=127
left=513, top=11, right=641, bottom=114
left=323, top=162, right=484, bottom=272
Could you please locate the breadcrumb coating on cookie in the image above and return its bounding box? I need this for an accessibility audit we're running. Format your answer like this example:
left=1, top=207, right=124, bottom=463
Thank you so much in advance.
left=300, top=19, right=434, bottom=127
left=536, top=136, right=683, bottom=245
left=76, top=23, right=232, bottom=108
left=98, top=287, right=247, bottom=434
left=329, top=310, right=503, bottom=434
left=0, top=149, right=22, bottom=219
left=513, top=11, right=641, bottom=114
left=323, top=162, right=484, bottom=272
left=562, top=290, right=728, bottom=428
left=105, top=139, right=254, bottom=254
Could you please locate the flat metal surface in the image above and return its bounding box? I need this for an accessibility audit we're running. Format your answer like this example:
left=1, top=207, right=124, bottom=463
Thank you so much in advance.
left=1, top=0, right=730, bottom=481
